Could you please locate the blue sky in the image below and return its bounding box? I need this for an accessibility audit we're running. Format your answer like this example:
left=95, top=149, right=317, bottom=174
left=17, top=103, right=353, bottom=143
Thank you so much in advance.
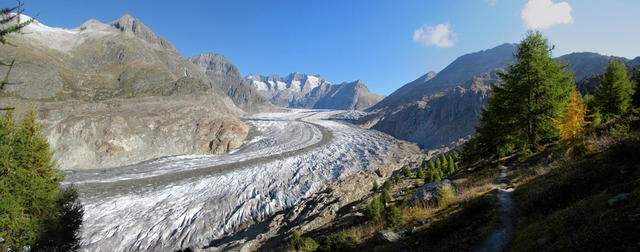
left=16, top=0, right=640, bottom=95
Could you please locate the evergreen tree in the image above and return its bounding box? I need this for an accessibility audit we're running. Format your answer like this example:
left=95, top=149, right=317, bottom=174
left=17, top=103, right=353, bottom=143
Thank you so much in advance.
left=594, top=60, right=634, bottom=119
left=451, top=150, right=459, bottom=161
left=475, top=31, right=573, bottom=158
left=1, top=2, right=34, bottom=111
left=403, top=167, right=412, bottom=178
left=440, top=155, right=447, bottom=166
left=381, top=189, right=392, bottom=205
left=435, top=158, right=441, bottom=170
left=428, top=160, right=435, bottom=170
left=447, top=156, right=455, bottom=174
left=416, top=167, right=425, bottom=179
left=365, top=196, right=384, bottom=222
left=384, top=205, right=404, bottom=226
left=0, top=110, right=83, bottom=251
left=372, top=181, right=378, bottom=191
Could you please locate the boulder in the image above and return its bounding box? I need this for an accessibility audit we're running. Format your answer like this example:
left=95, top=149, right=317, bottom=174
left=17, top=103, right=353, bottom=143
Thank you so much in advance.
left=409, top=179, right=456, bottom=206
left=376, top=231, right=401, bottom=243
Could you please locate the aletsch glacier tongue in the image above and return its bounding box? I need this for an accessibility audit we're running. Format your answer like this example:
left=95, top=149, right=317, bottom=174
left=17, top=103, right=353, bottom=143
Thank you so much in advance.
left=64, top=109, right=394, bottom=251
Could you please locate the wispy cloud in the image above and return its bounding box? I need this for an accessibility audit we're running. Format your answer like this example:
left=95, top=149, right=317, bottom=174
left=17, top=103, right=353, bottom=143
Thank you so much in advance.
left=485, top=0, right=497, bottom=6
left=413, top=23, right=456, bottom=48
left=521, top=0, right=573, bottom=29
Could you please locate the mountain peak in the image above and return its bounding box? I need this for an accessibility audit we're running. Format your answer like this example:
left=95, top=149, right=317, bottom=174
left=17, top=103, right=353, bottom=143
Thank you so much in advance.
left=109, top=14, right=176, bottom=51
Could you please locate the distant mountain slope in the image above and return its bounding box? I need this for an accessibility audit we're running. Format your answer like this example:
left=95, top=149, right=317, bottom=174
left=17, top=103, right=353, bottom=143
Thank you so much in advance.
left=360, top=44, right=639, bottom=150
left=246, top=73, right=383, bottom=110
left=189, top=53, right=276, bottom=112
left=0, top=14, right=248, bottom=170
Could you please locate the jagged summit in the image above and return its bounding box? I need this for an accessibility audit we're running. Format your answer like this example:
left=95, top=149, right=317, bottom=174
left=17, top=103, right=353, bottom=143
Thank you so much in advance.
left=109, top=14, right=176, bottom=51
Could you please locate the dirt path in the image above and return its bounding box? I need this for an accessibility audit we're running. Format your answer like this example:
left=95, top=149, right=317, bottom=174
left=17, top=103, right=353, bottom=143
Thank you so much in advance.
left=473, top=166, right=515, bottom=252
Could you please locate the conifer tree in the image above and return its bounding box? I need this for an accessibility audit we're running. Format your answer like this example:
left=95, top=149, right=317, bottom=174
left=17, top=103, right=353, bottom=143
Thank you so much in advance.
left=372, top=181, right=378, bottom=191
left=594, top=60, right=634, bottom=119
left=365, top=196, right=384, bottom=222
left=475, top=31, right=572, bottom=157
left=435, top=158, right=441, bottom=170
left=384, top=205, right=403, bottom=226
left=440, top=155, right=447, bottom=166
left=429, top=160, right=435, bottom=170
left=381, top=189, right=391, bottom=205
left=554, top=90, right=589, bottom=147
left=447, top=156, right=455, bottom=174
left=403, top=167, right=412, bottom=178
left=416, top=167, right=425, bottom=179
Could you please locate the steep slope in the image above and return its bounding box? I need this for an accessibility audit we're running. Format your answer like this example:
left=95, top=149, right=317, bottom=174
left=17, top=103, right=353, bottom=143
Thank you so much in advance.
left=361, top=44, right=516, bottom=149
left=360, top=44, right=639, bottom=150
left=0, top=14, right=248, bottom=170
left=246, top=73, right=383, bottom=110
left=189, top=53, right=277, bottom=112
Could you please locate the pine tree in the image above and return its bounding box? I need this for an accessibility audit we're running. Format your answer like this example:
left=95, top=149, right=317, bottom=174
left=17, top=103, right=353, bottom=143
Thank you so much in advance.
left=451, top=151, right=459, bottom=161
left=1, top=2, right=35, bottom=111
left=435, top=158, right=441, bottom=170
left=447, top=156, right=455, bottom=174
left=416, top=167, right=425, bottom=179
left=0, top=110, right=83, bottom=251
left=475, top=31, right=573, bottom=158
left=365, top=196, right=384, bottom=222
left=382, top=189, right=392, bottom=205
left=372, top=181, right=378, bottom=191
left=554, top=90, right=589, bottom=147
left=428, top=160, right=435, bottom=170
left=440, top=155, right=447, bottom=166
left=384, top=205, right=404, bottom=226
left=594, top=60, right=634, bottom=119
left=403, top=168, right=412, bottom=178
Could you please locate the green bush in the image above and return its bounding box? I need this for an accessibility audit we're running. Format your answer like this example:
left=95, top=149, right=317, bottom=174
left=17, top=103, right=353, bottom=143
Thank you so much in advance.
left=289, top=230, right=318, bottom=252
left=317, top=232, right=357, bottom=252
left=436, top=186, right=456, bottom=208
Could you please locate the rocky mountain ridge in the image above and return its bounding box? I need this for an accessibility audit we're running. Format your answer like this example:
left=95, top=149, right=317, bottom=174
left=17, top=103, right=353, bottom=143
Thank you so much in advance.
left=189, top=53, right=277, bottom=113
left=246, top=73, right=384, bottom=110
left=360, top=43, right=640, bottom=150
left=0, top=14, right=250, bottom=170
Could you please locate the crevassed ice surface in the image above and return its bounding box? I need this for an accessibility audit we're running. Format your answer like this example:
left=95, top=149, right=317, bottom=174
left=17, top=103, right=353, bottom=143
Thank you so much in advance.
left=64, top=109, right=394, bottom=251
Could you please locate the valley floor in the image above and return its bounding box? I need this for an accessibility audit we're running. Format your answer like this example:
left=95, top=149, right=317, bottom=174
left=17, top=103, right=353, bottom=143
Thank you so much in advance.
left=62, top=109, right=399, bottom=251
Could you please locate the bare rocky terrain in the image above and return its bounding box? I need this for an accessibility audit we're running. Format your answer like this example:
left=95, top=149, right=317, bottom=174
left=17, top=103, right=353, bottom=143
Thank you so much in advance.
left=0, top=14, right=251, bottom=170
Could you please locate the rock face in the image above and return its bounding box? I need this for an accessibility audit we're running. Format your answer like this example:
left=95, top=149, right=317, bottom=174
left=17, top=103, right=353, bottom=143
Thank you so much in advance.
left=359, top=43, right=640, bottom=150
left=0, top=14, right=248, bottom=170
left=189, top=53, right=277, bottom=112
left=246, top=73, right=384, bottom=110
left=409, top=179, right=456, bottom=206
left=360, top=44, right=516, bottom=149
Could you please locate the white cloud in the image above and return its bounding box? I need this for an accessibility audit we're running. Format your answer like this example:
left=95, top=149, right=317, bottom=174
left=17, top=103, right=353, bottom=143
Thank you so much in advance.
left=413, top=23, right=456, bottom=48
left=521, top=0, right=573, bottom=29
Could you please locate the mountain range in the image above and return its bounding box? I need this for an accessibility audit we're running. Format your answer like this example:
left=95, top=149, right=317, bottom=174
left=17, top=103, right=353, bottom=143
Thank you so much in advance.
left=246, top=73, right=384, bottom=110
left=0, top=14, right=258, bottom=169
left=359, top=43, right=640, bottom=149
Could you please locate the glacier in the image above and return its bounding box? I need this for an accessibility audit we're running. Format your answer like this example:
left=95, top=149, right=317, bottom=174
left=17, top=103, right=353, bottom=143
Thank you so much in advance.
left=64, top=109, right=395, bottom=251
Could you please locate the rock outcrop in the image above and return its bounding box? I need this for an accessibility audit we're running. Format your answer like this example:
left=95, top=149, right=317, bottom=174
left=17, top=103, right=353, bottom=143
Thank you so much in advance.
left=409, top=179, right=456, bottom=206
left=246, top=73, right=384, bottom=110
left=0, top=14, right=248, bottom=170
left=189, top=53, right=277, bottom=112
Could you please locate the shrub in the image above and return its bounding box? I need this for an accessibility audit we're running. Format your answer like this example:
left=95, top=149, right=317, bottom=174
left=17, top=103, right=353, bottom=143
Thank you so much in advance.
left=436, top=186, right=456, bottom=208
left=289, top=230, right=318, bottom=252
left=372, top=181, right=378, bottom=191
left=317, top=232, right=357, bottom=252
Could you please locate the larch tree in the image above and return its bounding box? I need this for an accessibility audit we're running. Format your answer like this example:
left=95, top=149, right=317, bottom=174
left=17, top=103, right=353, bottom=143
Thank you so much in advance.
left=593, top=60, right=634, bottom=120
left=475, top=31, right=573, bottom=158
left=554, top=90, right=589, bottom=147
